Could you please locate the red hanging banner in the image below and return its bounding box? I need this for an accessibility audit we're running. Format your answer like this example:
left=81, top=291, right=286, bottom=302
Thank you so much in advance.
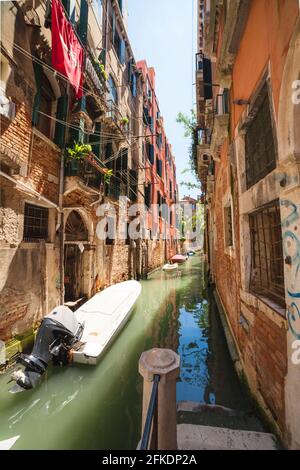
left=51, top=0, right=84, bottom=98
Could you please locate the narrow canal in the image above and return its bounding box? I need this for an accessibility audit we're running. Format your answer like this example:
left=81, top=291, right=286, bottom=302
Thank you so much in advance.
left=0, top=255, right=262, bottom=450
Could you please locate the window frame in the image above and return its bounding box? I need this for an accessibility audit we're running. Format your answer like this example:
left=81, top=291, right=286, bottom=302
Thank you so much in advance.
left=244, top=81, right=277, bottom=189
left=248, top=199, right=286, bottom=309
left=23, top=203, right=49, bottom=242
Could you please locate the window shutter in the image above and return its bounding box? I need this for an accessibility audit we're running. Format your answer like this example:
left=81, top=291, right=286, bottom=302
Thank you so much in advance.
left=203, top=58, right=212, bottom=100
left=54, top=94, right=68, bottom=148
left=120, top=39, right=126, bottom=65
left=148, top=144, right=155, bottom=164
left=128, top=59, right=132, bottom=84
left=78, top=0, right=88, bottom=46
left=89, top=122, right=101, bottom=158
left=131, top=73, right=137, bottom=97
left=112, top=11, right=116, bottom=43
left=32, top=62, right=42, bottom=126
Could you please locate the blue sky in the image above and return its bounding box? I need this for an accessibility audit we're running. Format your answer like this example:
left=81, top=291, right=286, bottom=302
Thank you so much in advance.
left=127, top=0, right=199, bottom=199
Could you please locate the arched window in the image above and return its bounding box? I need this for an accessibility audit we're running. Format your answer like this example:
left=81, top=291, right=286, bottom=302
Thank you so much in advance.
left=36, top=71, right=56, bottom=138
left=65, top=211, right=89, bottom=241
left=108, top=75, right=118, bottom=104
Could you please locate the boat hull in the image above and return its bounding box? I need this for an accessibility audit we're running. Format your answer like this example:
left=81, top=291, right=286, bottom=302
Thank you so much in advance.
left=72, top=280, right=141, bottom=365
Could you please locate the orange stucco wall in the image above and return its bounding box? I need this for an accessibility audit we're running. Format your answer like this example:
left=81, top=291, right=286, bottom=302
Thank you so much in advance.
left=231, top=0, right=299, bottom=130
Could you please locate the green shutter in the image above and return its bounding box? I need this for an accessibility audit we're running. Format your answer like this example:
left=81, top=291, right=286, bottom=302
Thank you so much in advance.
left=90, top=122, right=101, bottom=158
left=54, top=94, right=68, bottom=148
left=32, top=62, right=42, bottom=126
left=78, top=0, right=88, bottom=46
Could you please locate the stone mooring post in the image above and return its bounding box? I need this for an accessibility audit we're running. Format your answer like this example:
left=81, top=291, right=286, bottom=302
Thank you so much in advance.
left=139, top=348, right=180, bottom=450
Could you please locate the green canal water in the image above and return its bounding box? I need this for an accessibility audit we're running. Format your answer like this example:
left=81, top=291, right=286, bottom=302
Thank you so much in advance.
left=0, top=255, right=254, bottom=450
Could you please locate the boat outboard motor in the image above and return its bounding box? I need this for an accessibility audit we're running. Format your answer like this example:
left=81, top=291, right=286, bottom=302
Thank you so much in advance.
left=10, top=306, right=84, bottom=393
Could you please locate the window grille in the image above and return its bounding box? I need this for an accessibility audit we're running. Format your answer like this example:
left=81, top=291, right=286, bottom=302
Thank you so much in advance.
left=249, top=200, right=285, bottom=307
left=245, top=83, right=276, bottom=188
left=224, top=203, right=233, bottom=247
left=23, top=203, right=49, bottom=242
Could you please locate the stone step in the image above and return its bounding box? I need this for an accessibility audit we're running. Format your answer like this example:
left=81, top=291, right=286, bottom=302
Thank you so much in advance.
left=177, top=401, right=266, bottom=433
left=177, top=424, right=278, bottom=450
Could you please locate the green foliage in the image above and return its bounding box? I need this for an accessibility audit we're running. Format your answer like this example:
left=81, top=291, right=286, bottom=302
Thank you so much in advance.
left=104, top=169, right=113, bottom=184
left=120, top=117, right=129, bottom=125
left=66, top=142, right=92, bottom=162
left=176, top=109, right=199, bottom=180
left=95, top=60, right=108, bottom=81
left=176, top=109, right=197, bottom=138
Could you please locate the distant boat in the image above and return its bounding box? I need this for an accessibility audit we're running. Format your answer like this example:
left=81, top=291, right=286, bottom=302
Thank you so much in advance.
left=163, top=263, right=178, bottom=272
left=9, top=281, right=141, bottom=392
left=171, top=254, right=187, bottom=264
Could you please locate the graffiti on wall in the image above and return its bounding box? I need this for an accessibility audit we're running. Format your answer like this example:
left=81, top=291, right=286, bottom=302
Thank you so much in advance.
left=281, top=200, right=300, bottom=364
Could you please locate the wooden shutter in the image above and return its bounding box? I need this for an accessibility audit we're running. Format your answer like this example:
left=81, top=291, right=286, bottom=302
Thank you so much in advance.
left=54, top=94, right=68, bottom=148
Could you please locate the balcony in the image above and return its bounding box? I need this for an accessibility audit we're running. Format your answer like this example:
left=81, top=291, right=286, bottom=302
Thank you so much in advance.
left=64, top=154, right=106, bottom=195
left=210, top=89, right=230, bottom=161
left=105, top=175, right=126, bottom=200
left=85, top=50, right=108, bottom=112
left=105, top=100, right=129, bottom=137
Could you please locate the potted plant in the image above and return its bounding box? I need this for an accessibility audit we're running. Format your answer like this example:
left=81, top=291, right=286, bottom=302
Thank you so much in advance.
left=95, top=60, right=108, bottom=81
left=119, top=116, right=129, bottom=127
left=66, top=142, right=92, bottom=172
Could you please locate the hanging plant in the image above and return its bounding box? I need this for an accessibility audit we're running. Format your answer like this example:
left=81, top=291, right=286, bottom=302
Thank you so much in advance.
left=95, top=60, right=108, bottom=81
left=103, top=168, right=113, bottom=184
left=119, top=117, right=129, bottom=128
left=66, top=142, right=92, bottom=162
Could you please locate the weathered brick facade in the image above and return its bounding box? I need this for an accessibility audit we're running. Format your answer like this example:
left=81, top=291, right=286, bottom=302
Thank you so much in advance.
left=196, top=0, right=300, bottom=448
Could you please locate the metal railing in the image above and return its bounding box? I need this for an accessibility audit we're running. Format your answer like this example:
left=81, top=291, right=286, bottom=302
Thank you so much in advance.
left=138, top=374, right=160, bottom=450
left=195, top=128, right=211, bottom=146
left=65, top=158, right=103, bottom=190
left=105, top=100, right=129, bottom=135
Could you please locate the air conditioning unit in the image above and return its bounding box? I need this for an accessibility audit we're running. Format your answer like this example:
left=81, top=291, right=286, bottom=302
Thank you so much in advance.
left=0, top=95, right=16, bottom=121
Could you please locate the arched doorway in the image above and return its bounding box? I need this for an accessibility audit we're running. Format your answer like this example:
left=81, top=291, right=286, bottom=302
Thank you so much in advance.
left=64, top=211, right=89, bottom=302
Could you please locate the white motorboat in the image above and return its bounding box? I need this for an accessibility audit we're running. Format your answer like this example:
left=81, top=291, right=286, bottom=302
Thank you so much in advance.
left=163, top=263, right=178, bottom=272
left=72, top=280, right=141, bottom=365
left=9, top=280, right=141, bottom=391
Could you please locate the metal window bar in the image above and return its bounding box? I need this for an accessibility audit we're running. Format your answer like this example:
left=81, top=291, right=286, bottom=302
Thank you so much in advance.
left=23, top=203, right=49, bottom=241
left=245, top=84, right=276, bottom=188
left=139, top=374, right=160, bottom=450
left=249, top=200, right=285, bottom=307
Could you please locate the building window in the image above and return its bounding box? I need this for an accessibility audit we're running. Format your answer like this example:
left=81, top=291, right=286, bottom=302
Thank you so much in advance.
left=105, top=216, right=115, bottom=245
left=36, top=72, right=55, bottom=139
left=245, top=83, right=277, bottom=188
left=249, top=200, right=285, bottom=307
left=224, top=202, right=233, bottom=247
left=108, top=75, right=118, bottom=104
left=23, top=203, right=49, bottom=241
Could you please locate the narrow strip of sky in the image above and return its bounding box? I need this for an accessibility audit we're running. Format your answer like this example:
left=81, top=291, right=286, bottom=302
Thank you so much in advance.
left=127, top=0, right=199, bottom=199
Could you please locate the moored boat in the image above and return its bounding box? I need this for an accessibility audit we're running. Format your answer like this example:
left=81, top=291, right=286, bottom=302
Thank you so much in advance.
left=162, top=263, right=178, bottom=272
left=171, top=254, right=187, bottom=264
left=9, top=280, right=141, bottom=392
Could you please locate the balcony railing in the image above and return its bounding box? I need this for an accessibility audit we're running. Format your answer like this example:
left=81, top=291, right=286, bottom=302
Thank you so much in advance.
left=65, top=157, right=103, bottom=190
left=195, top=52, right=204, bottom=73
left=105, top=100, right=129, bottom=134
left=195, top=128, right=211, bottom=146
left=85, top=50, right=107, bottom=96
left=105, top=175, right=126, bottom=199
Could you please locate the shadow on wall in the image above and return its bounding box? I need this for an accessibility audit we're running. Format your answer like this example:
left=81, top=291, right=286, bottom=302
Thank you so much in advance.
left=0, top=244, right=45, bottom=341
